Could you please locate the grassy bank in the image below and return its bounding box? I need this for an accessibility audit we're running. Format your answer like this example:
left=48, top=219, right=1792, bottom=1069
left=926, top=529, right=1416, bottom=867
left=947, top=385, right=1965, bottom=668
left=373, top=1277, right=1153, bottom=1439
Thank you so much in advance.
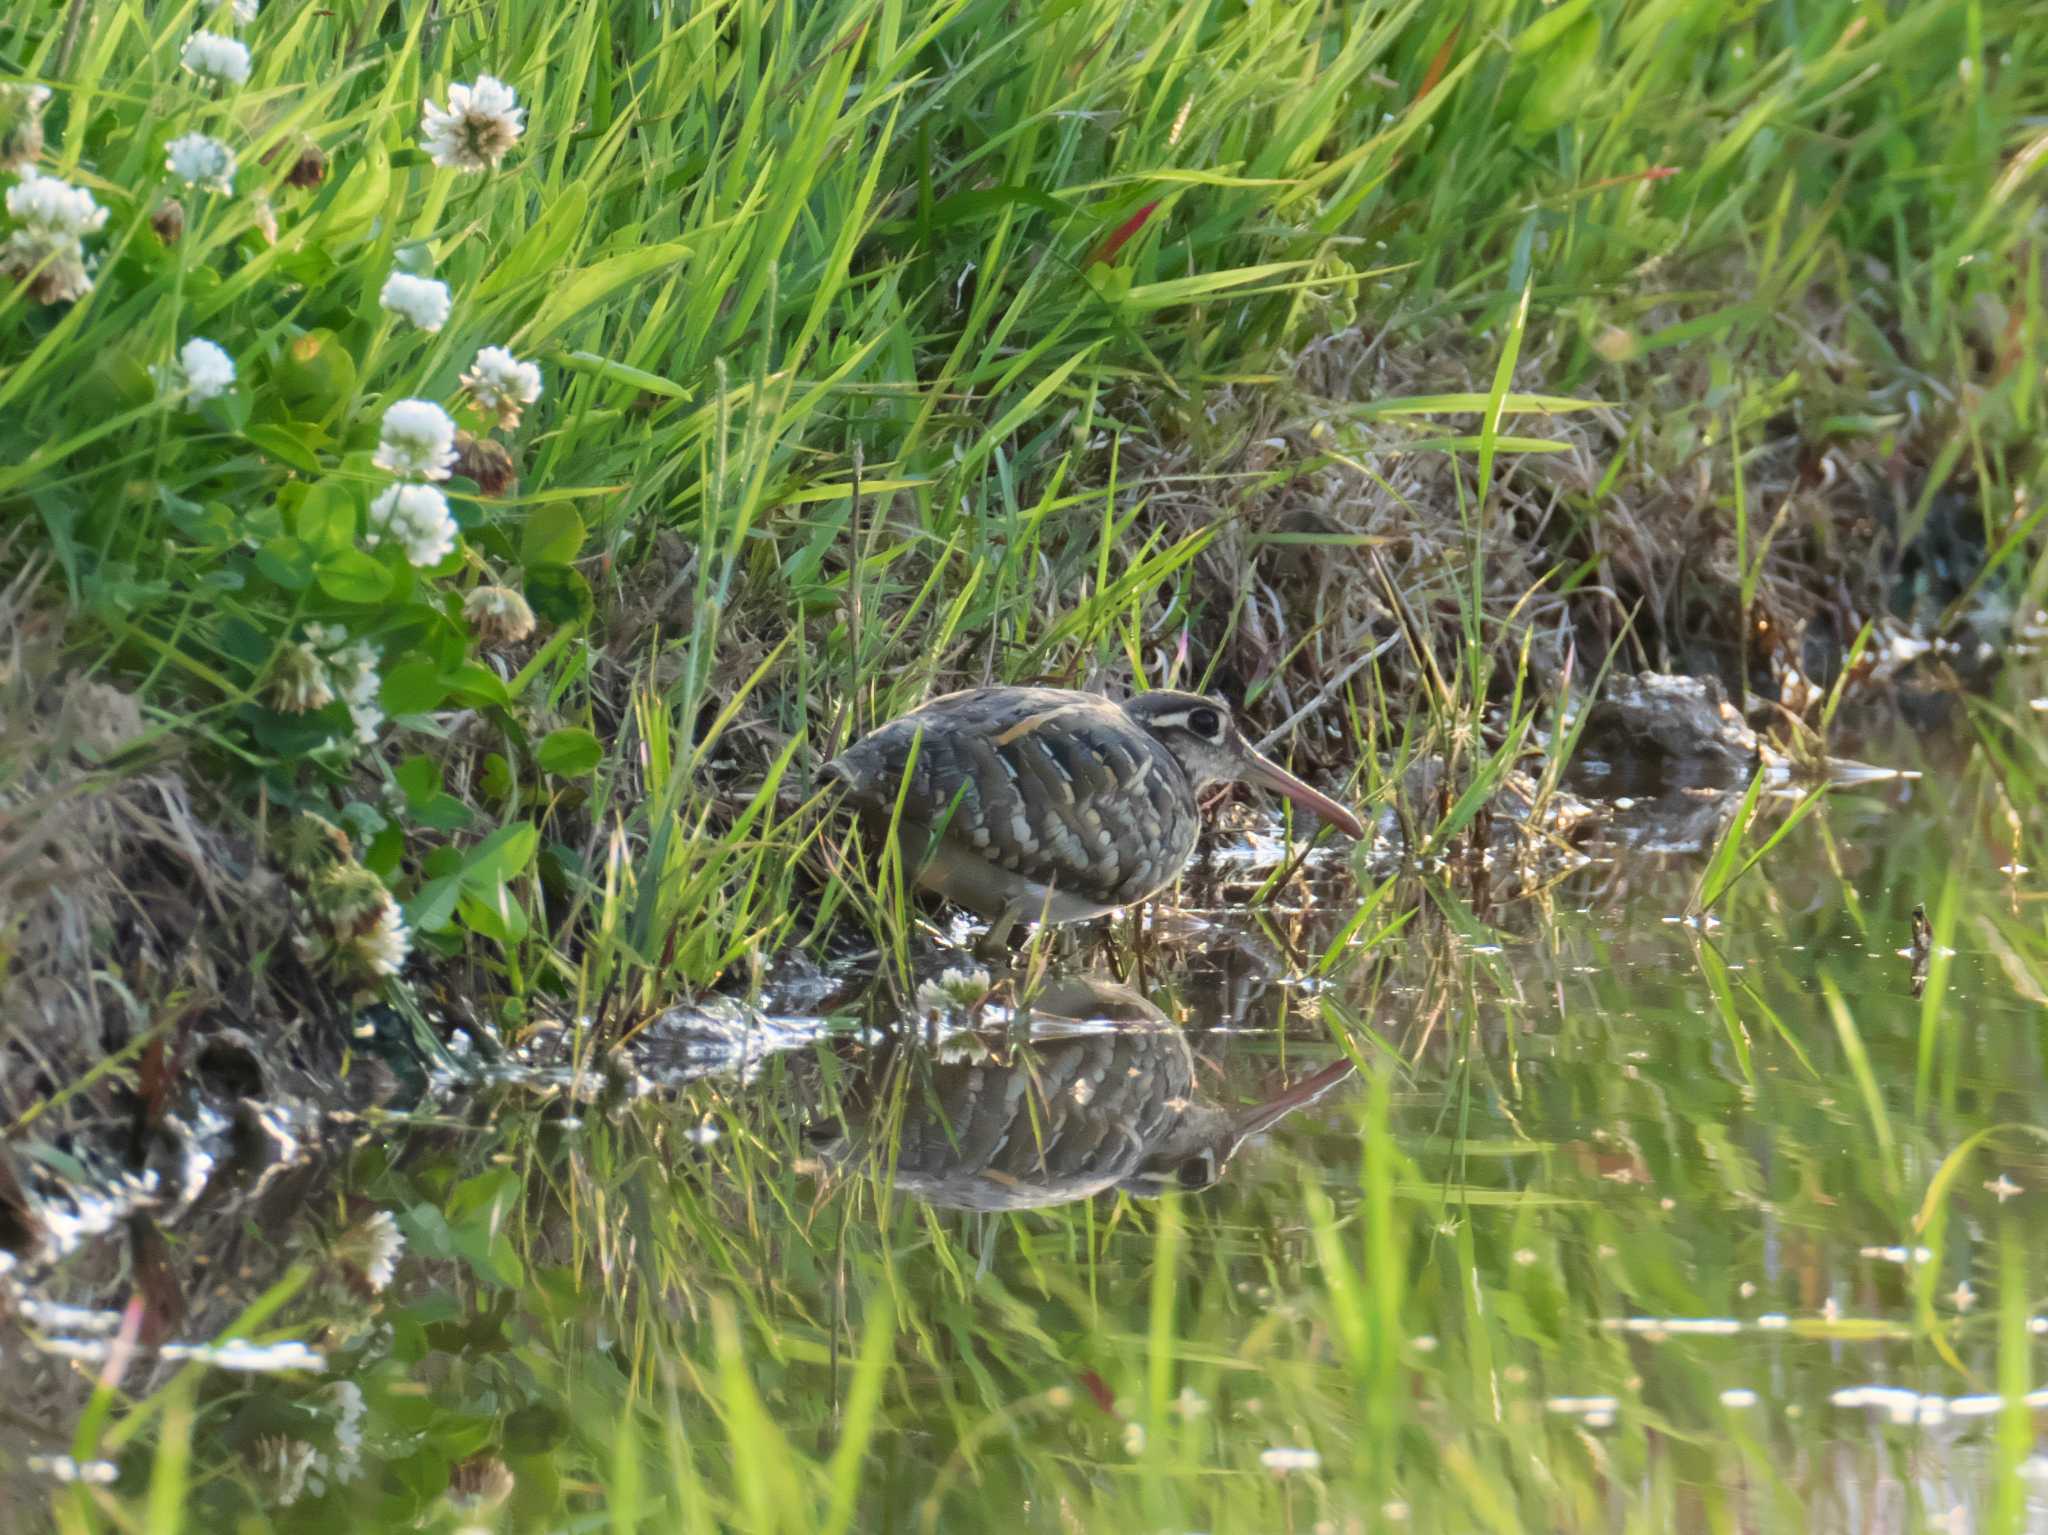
left=4, top=0, right=2044, bottom=1038
left=3, top=0, right=2048, bottom=1525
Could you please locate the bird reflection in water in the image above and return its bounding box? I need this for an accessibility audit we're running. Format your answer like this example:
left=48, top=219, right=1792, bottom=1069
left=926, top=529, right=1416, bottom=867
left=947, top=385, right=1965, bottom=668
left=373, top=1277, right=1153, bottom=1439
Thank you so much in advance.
left=804, top=976, right=1354, bottom=1211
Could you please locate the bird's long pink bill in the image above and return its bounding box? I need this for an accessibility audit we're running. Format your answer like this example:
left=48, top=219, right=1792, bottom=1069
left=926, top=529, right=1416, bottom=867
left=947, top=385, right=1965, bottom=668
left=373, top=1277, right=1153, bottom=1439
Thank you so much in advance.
left=1242, top=753, right=1366, bottom=839
left=1229, top=1058, right=1358, bottom=1145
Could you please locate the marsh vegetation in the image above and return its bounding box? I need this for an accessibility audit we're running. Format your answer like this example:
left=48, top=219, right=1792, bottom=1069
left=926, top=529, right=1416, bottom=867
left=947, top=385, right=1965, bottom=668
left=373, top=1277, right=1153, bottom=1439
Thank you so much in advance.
left=2, top=0, right=2046, bottom=1528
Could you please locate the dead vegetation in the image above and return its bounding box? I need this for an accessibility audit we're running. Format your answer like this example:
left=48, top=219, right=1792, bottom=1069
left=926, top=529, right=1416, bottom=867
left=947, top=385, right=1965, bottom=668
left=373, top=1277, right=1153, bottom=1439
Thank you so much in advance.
left=0, top=566, right=304, bottom=1136
left=1101, top=312, right=2025, bottom=764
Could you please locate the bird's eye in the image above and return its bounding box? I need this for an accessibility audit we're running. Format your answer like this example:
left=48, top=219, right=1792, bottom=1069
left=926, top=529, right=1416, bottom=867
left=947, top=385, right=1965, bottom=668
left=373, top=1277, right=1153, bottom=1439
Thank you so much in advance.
left=1177, top=1150, right=1219, bottom=1190
left=1187, top=707, right=1222, bottom=739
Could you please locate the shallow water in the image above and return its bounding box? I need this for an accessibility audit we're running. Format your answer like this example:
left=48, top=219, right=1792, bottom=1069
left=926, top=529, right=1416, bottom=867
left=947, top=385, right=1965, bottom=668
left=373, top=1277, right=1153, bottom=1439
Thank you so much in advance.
left=7, top=700, right=2048, bottom=1533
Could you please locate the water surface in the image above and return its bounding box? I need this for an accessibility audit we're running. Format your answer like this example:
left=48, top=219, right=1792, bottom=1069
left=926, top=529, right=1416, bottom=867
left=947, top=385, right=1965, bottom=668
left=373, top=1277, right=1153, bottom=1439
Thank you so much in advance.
left=8, top=699, right=2048, bottom=1534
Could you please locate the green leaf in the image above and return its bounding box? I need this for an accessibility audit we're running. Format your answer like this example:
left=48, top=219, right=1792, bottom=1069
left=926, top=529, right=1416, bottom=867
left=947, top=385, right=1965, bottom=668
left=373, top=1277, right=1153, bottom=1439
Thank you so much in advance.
left=244, top=423, right=327, bottom=476
left=530, top=242, right=692, bottom=337
left=502, top=1405, right=569, bottom=1457
left=256, top=537, right=314, bottom=591
left=394, top=753, right=441, bottom=807
left=458, top=888, right=530, bottom=945
left=461, top=823, right=539, bottom=889
left=405, top=874, right=462, bottom=934
left=1514, top=0, right=1598, bottom=54
left=295, top=479, right=359, bottom=555
left=413, top=793, right=475, bottom=832
left=552, top=351, right=691, bottom=400
left=315, top=548, right=392, bottom=604
left=381, top=659, right=449, bottom=716
left=441, top=661, right=511, bottom=707
left=481, top=753, right=515, bottom=802
left=1517, top=13, right=1602, bottom=136
left=274, top=329, right=358, bottom=413
left=536, top=727, right=602, bottom=777
left=365, top=820, right=405, bottom=877
left=522, top=504, right=586, bottom=567
left=524, top=564, right=593, bottom=625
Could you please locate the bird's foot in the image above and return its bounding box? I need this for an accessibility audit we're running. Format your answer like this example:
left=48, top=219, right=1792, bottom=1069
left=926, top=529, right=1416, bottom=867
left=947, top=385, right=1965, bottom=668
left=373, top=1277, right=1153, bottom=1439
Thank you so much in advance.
left=971, top=911, right=1021, bottom=967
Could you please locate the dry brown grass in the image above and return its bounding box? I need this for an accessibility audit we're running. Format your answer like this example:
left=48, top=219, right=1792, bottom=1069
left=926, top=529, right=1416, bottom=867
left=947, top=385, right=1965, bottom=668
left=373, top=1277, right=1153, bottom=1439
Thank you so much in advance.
left=0, top=568, right=300, bottom=1135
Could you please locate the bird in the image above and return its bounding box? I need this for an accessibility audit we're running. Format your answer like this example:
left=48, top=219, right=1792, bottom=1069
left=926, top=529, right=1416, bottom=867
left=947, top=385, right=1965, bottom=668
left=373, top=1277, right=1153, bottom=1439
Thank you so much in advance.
left=820, top=687, right=1364, bottom=947
left=804, top=976, right=1356, bottom=1210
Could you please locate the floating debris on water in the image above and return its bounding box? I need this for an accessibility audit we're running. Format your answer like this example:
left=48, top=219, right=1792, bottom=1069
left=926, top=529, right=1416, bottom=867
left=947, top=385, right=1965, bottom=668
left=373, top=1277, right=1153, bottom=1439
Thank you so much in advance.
left=1831, top=1384, right=2048, bottom=1426
left=1546, top=1396, right=1619, bottom=1429
left=1719, top=1389, right=1759, bottom=1409
left=16, top=1297, right=126, bottom=1333
left=1857, top=1244, right=1934, bottom=1264
left=1819, top=758, right=1923, bottom=787
left=1259, top=1447, right=1322, bottom=1474
left=158, top=1338, right=325, bottom=1372
left=26, top=1454, right=119, bottom=1484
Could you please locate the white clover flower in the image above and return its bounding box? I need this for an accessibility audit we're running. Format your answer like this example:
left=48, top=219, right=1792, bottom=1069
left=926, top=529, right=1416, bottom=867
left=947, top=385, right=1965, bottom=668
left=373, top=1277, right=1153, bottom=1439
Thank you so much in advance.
left=420, top=75, right=524, bottom=172
left=335, top=1209, right=404, bottom=1293
left=373, top=399, right=458, bottom=480
left=378, top=271, right=450, bottom=333
left=7, top=170, right=108, bottom=237
left=152, top=337, right=237, bottom=404
left=368, top=483, right=458, bottom=567
left=345, top=902, right=409, bottom=977
left=310, top=864, right=390, bottom=930
left=222, top=0, right=260, bottom=24
left=180, top=31, right=251, bottom=86
left=3, top=170, right=106, bottom=304
left=164, top=131, right=236, bottom=192
left=463, top=584, right=535, bottom=647
left=459, top=345, right=542, bottom=430
left=331, top=639, right=383, bottom=744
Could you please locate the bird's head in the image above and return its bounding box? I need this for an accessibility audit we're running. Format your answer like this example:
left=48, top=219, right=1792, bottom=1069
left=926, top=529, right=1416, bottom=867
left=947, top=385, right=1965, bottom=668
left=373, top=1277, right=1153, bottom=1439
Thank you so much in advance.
left=1119, top=691, right=1365, bottom=838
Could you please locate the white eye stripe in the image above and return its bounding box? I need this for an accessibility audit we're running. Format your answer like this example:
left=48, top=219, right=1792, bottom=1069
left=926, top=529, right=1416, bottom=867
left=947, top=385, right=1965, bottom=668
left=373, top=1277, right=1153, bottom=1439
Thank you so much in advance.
left=1149, top=708, right=1226, bottom=738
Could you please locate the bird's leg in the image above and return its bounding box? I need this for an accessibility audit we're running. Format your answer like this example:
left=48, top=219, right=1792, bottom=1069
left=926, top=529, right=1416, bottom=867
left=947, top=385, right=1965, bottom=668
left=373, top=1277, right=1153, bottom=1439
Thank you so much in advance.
left=973, top=906, right=1022, bottom=965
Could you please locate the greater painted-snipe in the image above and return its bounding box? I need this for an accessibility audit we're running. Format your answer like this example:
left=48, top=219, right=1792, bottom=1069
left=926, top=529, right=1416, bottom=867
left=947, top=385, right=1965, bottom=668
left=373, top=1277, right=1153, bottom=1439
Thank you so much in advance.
left=822, top=687, right=1363, bottom=944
